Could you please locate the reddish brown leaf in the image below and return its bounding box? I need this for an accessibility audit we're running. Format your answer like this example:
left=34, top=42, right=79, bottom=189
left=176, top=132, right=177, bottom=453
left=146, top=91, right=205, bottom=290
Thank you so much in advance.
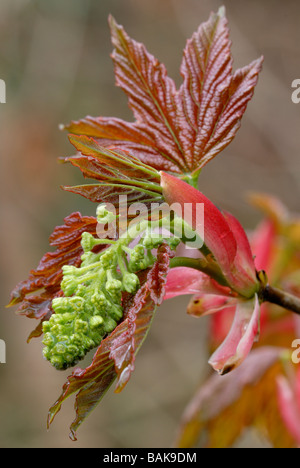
left=63, top=183, right=160, bottom=205
left=47, top=325, right=119, bottom=441
left=26, top=312, right=52, bottom=343
left=64, top=116, right=178, bottom=172
left=63, top=9, right=262, bottom=178
left=16, top=289, right=62, bottom=321
left=147, top=244, right=174, bottom=305
left=8, top=212, right=98, bottom=321
left=63, top=154, right=117, bottom=182
left=111, top=244, right=172, bottom=393
left=62, top=135, right=163, bottom=205
left=177, top=8, right=263, bottom=172
left=108, top=15, right=187, bottom=173
left=67, top=135, right=160, bottom=181
left=109, top=281, right=156, bottom=395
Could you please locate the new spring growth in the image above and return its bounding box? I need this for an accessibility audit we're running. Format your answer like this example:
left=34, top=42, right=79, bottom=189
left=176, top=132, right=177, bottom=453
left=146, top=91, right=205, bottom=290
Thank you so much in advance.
left=42, top=206, right=181, bottom=369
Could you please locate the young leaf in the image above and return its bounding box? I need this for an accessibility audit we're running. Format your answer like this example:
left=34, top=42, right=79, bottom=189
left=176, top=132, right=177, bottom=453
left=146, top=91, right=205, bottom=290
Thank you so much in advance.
left=64, top=116, right=181, bottom=173
left=63, top=8, right=263, bottom=177
left=8, top=212, right=98, bottom=311
left=62, top=135, right=163, bottom=205
left=109, top=15, right=187, bottom=172
left=177, top=7, right=263, bottom=171
left=111, top=243, right=172, bottom=393
left=7, top=213, right=103, bottom=340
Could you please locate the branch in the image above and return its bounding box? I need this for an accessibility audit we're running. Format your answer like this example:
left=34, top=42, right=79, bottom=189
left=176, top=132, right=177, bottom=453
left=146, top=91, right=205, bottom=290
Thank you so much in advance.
left=261, top=285, right=300, bottom=316
left=170, top=257, right=300, bottom=316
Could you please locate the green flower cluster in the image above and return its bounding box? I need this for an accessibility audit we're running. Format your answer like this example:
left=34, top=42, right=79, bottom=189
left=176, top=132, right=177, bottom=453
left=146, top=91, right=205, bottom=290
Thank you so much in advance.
left=42, top=206, right=180, bottom=369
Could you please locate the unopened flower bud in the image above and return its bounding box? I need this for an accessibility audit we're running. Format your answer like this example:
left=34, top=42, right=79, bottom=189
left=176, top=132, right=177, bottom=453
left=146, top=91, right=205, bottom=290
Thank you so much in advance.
left=96, top=204, right=118, bottom=224
left=81, top=232, right=97, bottom=253
left=106, top=277, right=123, bottom=293
left=122, top=272, right=140, bottom=293
left=90, top=315, right=104, bottom=329
left=61, top=277, right=78, bottom=297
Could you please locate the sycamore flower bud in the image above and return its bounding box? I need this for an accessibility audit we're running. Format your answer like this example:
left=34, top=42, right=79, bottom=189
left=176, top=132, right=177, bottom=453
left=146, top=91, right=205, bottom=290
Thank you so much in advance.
left=100, top=249, right=117, bottom=268
left=106, top=277, right=123, bottom=293
left=74, top=318, right=89, bottom=333
left=80, top=251, right=95, bottom=266
left=96, top=204, right=118, bottom=224
left=90, top=315, right=104, bottom=329
left=131, top=244, right=145, bottom=261
left=169, top=236, right=181, bottom=250
left=90, top=292, right=108, bottom=311
left=129, top=258, right=148, bottom=272
left=76, top=284, right=88, bottom=297
left=60, top=276, right=78, bottom=297
left=52, top=297, right=71, bottom=314
left=128, top=245, right=147, bottom=272
left=109, top=303, right=123, bottom=321
left=54, top=342, right=67, bottom=355
left=103, top=317, right=117, bottom=333
left=142, top=232, right=163, bottom=249
left=122, top=272, right=140, bottom=293
left=81, top=232, right=97, bottom=253
left=42, top=305, right=107, bottom=370
left=68, top=296, right=85, bottom=312
left=46, top=354, right=64, bottom=369
left=143, top=232, right=181, bottom=251
left=43, top=250, right=126, bottom=369
left=62, top=265, right=80, bottom=276
left=42, top=332, right=55, bottom=347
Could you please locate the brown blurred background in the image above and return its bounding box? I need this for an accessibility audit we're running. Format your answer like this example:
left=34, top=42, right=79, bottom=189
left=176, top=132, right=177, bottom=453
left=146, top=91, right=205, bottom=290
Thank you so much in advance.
left=0, top=0, right=300, bottom=448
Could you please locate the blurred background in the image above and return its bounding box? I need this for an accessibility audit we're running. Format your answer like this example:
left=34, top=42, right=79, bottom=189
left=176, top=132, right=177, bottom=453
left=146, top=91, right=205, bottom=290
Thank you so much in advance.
left=1, top=0, right=300, bottom=448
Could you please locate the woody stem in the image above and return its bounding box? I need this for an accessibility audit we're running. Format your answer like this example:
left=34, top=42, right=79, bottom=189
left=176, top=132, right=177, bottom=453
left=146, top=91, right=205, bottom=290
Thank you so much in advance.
left=169, top=257, right=300, bottom=316
left=261, top=284, right=300, bottom=315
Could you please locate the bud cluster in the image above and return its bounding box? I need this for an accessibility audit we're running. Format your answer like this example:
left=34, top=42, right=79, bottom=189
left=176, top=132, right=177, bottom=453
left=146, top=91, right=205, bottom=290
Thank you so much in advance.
left=42, top=206, right=180, bottom=369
